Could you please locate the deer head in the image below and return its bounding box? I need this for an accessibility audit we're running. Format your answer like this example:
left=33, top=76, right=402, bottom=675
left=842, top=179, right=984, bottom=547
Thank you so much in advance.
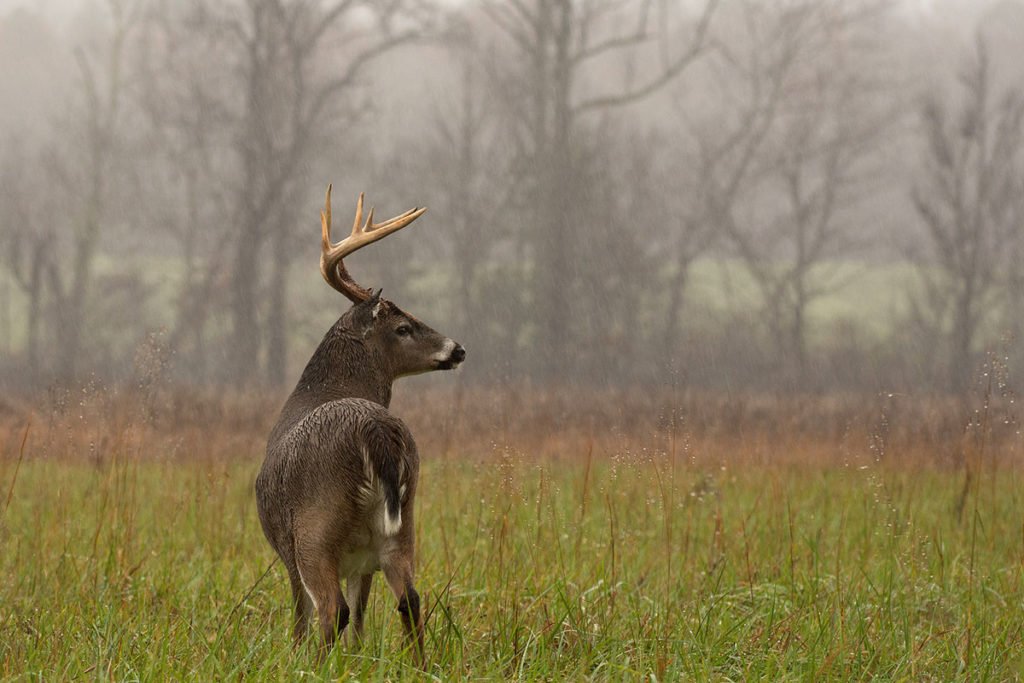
left=319, top=185, right=465, bottom=379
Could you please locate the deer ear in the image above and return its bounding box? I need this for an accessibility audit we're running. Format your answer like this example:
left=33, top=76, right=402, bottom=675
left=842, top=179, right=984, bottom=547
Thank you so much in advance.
left=351, top=291, right=382, bottom=333
left=370, top=289, right=384, bottom=319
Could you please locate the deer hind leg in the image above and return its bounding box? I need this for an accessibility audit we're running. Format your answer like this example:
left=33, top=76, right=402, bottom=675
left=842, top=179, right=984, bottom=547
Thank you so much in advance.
left=381, top=554, right=424, bottom=666
left=346, top=573, right=373, bottom=647
left=295, top=548, right=349, bottom=661
left=286, top=563, right=313, bottom=648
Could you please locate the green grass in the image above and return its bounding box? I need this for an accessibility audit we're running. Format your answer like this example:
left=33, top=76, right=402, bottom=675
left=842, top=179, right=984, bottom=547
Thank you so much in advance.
left=2, top=443, right=1023, bottom=680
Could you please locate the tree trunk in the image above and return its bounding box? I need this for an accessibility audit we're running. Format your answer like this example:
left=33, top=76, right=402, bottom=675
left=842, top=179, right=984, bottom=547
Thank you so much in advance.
left=25, top=243, right=45, bottom=381
left=266, top=227, right=290, bottom=386
left=56, top=210, right=101, bottom=383
left=951, top=285, right=973, bottom=394
left=228, top=231, right=263, bottom=385
left=0, top=274, right=8, bottom=359
left=1006, top=239, right=1024, bottom=373
left=790, top=282, right=808, bottom=385
left=535, top=157, right=572, bottom=379
left=662, top=256, right=691, bottom=365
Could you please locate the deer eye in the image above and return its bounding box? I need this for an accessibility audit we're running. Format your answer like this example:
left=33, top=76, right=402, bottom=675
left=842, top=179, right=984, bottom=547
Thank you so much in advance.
left=395, top=324, right=413, bottom=337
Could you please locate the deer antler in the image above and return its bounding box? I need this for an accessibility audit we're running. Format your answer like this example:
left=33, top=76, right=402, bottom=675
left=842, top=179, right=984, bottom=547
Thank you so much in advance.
left=320, top=184, right=427, bottom=303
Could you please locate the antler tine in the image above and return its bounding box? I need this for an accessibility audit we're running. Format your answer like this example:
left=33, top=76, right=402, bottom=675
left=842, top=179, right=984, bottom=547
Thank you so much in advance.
left=320, top=184, right=334, bottom=253
left=320, top=186, right=427, bottom=303
left=369, top=207, right=425, bottom=233
left=351, top=192, right=364, bottom=236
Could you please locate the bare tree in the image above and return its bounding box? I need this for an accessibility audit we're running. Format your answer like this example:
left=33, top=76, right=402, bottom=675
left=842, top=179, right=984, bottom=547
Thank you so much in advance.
left=0, top=142, right=48, bottom=381
left=911, top=38, right=1024, bottom=393
left=134, top=4, right=234, bottom=381
left=643, top=124, right=716, bottom=367
left=389, top=56, right=512, bottom=375
left=424, top=61, right=505, bottom=330
left=40, top=0, right=140, bottom=382
left=1004, top=167, right=1024, bottom=369
left=682, top=0, right=892, bottom=384
left=139, top=0, right=426, bottom=386
left=478, top=0, right=718, bottom=379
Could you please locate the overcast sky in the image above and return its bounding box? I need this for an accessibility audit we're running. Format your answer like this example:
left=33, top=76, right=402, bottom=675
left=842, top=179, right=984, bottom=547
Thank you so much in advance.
left=0, top=0, right=1002, bottom=27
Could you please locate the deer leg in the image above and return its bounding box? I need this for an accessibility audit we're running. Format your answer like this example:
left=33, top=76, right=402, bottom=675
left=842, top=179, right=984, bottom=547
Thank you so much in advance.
left=345, top=573, right=373, bottom=647
left=295, top=553, right=348, bottom=662
left=286, top=563, right=313, bottom=648
left=381, top=557, right=424, bottom=666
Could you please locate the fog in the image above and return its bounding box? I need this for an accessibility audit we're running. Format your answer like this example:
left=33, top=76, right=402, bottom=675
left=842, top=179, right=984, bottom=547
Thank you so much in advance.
left=1, top=0, right=1023, bottom=394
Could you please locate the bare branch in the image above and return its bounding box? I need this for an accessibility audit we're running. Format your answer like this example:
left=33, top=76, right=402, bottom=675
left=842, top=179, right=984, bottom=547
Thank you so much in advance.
left=574, top=0, right=719, bottom=114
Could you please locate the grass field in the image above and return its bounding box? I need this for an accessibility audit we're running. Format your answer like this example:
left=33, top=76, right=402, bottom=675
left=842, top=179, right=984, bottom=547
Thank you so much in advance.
left=1, top=389, right=1023, bottom=680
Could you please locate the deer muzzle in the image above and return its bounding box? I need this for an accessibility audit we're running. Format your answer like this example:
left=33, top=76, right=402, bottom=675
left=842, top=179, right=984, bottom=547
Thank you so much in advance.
left=433, top=340, right=466, bottom=370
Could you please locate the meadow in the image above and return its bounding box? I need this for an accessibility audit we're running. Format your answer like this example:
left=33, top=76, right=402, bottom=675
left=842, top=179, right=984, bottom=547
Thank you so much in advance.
left=1, top=385, right=1023, bottom=680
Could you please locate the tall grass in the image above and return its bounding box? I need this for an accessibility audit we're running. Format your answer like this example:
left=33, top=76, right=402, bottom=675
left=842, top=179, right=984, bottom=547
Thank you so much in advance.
left=1, top=387, right=1022, bottom=680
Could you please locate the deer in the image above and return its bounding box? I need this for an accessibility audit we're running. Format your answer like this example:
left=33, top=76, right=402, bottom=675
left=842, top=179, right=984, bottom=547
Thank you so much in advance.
left=255, top=186, right=465, bottom=665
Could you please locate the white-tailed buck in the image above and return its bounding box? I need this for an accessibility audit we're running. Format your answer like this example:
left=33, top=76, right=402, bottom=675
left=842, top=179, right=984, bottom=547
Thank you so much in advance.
left=256, top=187, right=465, bottom=665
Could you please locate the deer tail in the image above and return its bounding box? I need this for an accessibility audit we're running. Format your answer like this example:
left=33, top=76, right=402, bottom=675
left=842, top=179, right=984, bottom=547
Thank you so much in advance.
left=365, top=422, right=407, bottom=537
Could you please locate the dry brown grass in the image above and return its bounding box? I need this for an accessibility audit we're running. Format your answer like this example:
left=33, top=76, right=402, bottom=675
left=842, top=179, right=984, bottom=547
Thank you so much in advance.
left=2, top=382, right=1019, bottom=472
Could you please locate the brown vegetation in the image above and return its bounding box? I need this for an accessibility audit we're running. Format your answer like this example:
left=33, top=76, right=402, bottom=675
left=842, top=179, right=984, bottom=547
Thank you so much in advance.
left=3, top=381, right=1018, bottom=473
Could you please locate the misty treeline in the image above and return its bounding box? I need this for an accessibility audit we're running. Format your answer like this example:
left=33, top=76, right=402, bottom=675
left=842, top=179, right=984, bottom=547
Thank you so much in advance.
left=1, top=0, right=1023, bottom=394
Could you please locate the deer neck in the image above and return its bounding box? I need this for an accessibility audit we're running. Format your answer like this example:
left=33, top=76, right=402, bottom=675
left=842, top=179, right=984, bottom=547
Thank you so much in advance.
left=269, top=330, right=393, bottom=445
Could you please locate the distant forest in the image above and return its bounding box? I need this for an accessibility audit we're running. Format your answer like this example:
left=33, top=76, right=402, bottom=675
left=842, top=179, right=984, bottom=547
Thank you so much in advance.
left=2, top=0, right=1024, bottom=394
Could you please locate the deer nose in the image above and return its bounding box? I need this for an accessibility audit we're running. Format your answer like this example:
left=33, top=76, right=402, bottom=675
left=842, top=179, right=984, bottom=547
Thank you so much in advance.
left=450, top=344, right=466, bottom=364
